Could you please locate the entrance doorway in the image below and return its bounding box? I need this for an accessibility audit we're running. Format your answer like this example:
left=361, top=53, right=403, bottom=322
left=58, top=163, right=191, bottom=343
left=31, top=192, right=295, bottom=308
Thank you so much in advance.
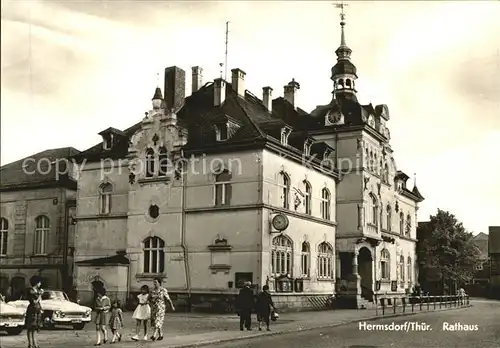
left=91, top=279, right=104, bottom=304
left=358, top=247, right=373, bottom=301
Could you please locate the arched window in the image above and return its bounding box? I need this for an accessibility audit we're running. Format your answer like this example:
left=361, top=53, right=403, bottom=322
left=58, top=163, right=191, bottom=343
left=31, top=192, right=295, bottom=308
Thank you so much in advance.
left=365, top=149, right=369, bottom=169
left=145, top=148, right=155, bottom=178
left=317, top=242, right=334, bottom=279
left=0, top=218, right=8, bottom=255
left=143, top=237, right=165, bottom=274
left=300, top=242, right=310, bottom=277
left=271, top=235, right=293, bottom=276
left=214, top=170, right=232, bottom=206
left=380, top=249, right=390, bottom=280
left=277, top=172, right=290, bottom=209
left=406, top=213, right=412, bottom=236
left=370, top=194, right=378, bottom=226
left=34, top=216, right=50, bottom=255
left=303, top=181, right=312, bottom=215
left=386, top=204, right=392, bottom=231
left=407, top=256, right=412, bottom=284
left=399, top=255, right=405, bottom=285
left=399, top=212, right=405, bottom=235
left=99, top=183, right=113, bottom=214
left=158, top=147, right=169, bottom=177
left=320, top=188, right=331, bottom=220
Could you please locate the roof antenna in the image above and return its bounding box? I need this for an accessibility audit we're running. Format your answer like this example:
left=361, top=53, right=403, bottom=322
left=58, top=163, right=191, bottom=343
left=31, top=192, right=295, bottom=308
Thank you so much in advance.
left=224, top=21, right=230, bottom=81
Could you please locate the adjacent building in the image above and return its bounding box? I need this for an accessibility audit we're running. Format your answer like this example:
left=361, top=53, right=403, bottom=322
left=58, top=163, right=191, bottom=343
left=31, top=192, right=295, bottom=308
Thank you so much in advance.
left=0, top=147, right=80, bottom=299
left=71, top=14, right=423, bottom=310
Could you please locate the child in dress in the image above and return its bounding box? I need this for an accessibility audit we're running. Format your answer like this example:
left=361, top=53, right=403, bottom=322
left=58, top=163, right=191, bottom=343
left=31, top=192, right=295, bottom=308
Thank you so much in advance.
left=94, top=288, right=111, bottom=346
left=131, top=285, right=151, bottom=341
left=108, top=300, right=124, bottom=344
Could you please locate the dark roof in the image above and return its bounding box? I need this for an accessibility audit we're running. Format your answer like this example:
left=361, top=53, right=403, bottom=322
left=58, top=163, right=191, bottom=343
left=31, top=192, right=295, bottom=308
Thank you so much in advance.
left=152, top=87, right=163, bottom=100
left=309, top=94, right=376, bottom=131
left=75, top=254, right=130, bottom=266
left=412, top=185, right=424, bottom=201
left=75, top=82, right=337, bottom=166
left=331, top=59, right=357, bottom=77
left=98, top=127, right=126, bottom=136
left=395, top=170, right=410, bottom=182
left=0, top=147, right=80, bottom=191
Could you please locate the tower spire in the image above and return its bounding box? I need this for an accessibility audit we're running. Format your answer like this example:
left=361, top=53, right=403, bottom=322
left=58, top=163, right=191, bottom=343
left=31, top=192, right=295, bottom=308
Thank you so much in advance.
left=336, top=1, right=348, bottom=47
left=331, top=1, right=357, bottom=100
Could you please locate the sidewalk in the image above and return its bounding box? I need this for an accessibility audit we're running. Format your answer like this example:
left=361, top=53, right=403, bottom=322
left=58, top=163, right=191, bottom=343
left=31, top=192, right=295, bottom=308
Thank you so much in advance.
left=85, top=303, right=472, bottom=347
left=3, top=304, right=470, bottom=348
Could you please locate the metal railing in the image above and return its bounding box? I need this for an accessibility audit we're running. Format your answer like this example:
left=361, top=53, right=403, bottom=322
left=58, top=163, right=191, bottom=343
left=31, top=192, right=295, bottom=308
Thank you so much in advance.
left=374, top=294, right=470, bottom=316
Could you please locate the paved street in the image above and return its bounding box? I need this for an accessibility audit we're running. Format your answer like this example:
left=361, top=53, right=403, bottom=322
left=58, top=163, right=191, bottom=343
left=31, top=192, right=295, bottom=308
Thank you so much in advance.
left=0, top=300, right=489, bottom=348
left=201, top=300, right=500, bottom=348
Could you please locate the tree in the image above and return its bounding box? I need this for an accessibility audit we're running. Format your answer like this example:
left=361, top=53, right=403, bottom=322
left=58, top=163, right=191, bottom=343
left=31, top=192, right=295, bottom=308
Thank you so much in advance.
left=417, top=209, right=480, bottom=294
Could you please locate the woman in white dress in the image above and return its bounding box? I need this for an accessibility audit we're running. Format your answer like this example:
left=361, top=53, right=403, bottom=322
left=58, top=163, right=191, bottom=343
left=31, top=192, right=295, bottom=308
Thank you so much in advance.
left=131, top=285, right=151, bottom=341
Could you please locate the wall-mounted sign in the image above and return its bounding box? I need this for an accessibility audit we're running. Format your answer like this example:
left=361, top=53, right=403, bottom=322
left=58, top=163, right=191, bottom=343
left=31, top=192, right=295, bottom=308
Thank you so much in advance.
left=271, top=214, right=289, bottom=232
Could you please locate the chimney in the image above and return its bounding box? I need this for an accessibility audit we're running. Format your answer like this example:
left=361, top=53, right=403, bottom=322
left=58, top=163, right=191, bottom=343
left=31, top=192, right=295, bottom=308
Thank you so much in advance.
left=262, top=87, right=273, bottom=113
left=214, top=78, right=226, bottom=106
left=164, top=66, right=186, bottom=111
left=191, top=66, right=203, bottom=93
left=284, top=78, right=300, bottom=108
left=231, top=68, right=246, bottom=97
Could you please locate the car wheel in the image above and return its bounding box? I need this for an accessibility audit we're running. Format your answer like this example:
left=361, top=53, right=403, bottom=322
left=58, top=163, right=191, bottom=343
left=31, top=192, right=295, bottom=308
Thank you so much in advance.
left=6, top=327, right=24, bottom=335
left=73, top=323, right=85, bottom=330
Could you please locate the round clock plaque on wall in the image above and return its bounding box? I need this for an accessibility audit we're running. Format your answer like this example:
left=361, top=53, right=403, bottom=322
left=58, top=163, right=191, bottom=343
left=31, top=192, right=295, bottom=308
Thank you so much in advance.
left=271, top=214, right=289, bottom=232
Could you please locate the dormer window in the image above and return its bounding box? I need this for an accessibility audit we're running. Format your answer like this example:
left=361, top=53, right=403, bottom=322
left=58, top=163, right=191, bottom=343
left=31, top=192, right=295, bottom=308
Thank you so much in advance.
left=102, top=134, right=113, bottom=150
left=280, top=127, right=291, bottom=146
left=303, top=139, right=313, bottom=157
left=215, top=124, right=228, bottom=141
left=396, top=181, right=403, bottom=192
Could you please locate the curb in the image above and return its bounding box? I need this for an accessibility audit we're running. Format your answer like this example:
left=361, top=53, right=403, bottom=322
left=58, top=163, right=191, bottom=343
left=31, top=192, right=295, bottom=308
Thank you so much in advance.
left=169, top=305, right=472, bottom=348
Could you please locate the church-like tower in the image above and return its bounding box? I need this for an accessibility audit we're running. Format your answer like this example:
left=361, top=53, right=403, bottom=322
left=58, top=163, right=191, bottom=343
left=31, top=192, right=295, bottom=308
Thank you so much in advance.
left=331, top=7, right=358, bottom=101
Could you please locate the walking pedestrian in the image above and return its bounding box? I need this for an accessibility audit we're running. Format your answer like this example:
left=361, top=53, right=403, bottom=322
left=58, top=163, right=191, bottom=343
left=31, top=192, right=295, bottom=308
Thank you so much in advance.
left=131, top=285, right=151, bottom=341
left=25, top=275, right=43, bottom=348
left=108, top=300, right=124, bottom=343
left=94, top=288, right=111, bottom=346
left=256, top=285, right=276, bottom=331
left=235, top=281, right=255, bottom=331
left=149, top=277, right=175, bottom=341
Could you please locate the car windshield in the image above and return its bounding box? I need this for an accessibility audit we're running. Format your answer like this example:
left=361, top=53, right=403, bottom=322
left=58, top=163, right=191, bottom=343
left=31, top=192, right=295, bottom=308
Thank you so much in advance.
left=41, top=291, right=70, bottom=301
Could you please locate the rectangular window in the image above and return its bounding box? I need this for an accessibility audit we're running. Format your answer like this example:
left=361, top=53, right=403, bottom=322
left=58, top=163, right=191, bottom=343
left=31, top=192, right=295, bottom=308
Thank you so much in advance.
left=0, top=231, right=7, bottom=255
left=301, top=253, right=309, bottom=277
left=381, top=261, right=389, bottom=279
left=34, top=230, right=47, bottom=254
left=214, top=183, right=231, bottom=206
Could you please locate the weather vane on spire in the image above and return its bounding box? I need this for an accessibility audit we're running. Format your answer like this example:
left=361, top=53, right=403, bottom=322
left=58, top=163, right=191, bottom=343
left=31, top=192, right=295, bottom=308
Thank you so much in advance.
left=156, top=72, right=160, bottom=87
left=334, top=1, right=348, bottom=21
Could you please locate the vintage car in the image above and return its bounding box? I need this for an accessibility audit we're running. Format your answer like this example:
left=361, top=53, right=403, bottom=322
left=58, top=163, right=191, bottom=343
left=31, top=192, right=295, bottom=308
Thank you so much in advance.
left=0, top=297, right=26, bottom=335
left=8, top=290, right=92, bottom=330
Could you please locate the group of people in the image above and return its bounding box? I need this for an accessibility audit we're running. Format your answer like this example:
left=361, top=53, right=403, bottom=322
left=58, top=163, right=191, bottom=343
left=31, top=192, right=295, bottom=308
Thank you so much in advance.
left=235, top=282, right=277, bottom=331
left=93, top=276, right=175, bottom=345
left=21, top=276, right=274, bottom=347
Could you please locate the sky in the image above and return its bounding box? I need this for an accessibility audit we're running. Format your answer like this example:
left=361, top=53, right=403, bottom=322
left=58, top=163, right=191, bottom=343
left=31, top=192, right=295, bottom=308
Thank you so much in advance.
left=1, top=0, right=499, bottom=234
